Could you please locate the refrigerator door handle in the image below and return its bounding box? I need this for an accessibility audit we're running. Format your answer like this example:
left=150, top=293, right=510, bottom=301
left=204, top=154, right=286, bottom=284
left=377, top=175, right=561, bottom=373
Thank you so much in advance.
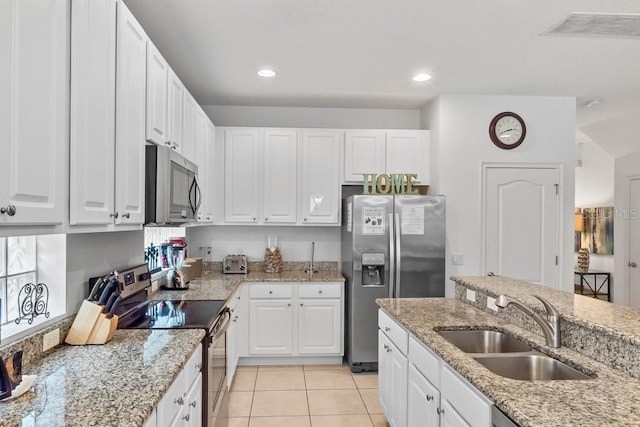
left=395, top=213, right=401, bottom=297
left=388, top=213, right=395, bottom=298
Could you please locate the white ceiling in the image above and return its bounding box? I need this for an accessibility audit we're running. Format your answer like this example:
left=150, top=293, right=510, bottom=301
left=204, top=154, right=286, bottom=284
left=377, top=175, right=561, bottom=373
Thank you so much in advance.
left=125, top=0, right=640, bottom=158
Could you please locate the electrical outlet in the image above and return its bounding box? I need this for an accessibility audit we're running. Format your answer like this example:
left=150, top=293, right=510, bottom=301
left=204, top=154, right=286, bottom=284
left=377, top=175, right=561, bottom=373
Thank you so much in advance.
left=151, top=279, right=159, bottom=292
left=43, top=328, right=60, bottom=352
left=487, top=296, right=499, bottom=312
left=465, top=289, right=476, bottom=302
left=452, top=253, right=464, bottom=265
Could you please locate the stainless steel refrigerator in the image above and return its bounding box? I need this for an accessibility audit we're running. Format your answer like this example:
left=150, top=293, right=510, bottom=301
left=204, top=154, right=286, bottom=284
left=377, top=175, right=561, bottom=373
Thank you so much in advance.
left=341, top=194, right=446, bottom=372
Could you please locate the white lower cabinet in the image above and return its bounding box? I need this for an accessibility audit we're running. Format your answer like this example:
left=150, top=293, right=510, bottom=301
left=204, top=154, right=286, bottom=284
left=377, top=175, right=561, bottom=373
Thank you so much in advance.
left=246, top=282, right=343, bottom=357
left=155, top=344, right=203, bottom=427
left=379, top=310, right=492, bottom=427
left=408, top=364, right=440, bottom=427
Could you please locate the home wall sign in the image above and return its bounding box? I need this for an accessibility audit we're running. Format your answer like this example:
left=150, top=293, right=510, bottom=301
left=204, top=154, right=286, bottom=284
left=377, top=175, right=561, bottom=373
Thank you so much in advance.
left=362, top=173, right=419, bottom=195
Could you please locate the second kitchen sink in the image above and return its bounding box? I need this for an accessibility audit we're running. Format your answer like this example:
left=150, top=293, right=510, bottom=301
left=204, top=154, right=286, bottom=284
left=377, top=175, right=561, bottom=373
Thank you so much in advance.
left=436, top=329, right=532, bottom=353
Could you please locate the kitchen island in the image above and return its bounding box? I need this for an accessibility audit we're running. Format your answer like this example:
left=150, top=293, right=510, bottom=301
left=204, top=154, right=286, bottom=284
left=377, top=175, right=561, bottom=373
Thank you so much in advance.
left=376, top=276, right=640, bottom=426
left=0, top=328, right=204, bottom=427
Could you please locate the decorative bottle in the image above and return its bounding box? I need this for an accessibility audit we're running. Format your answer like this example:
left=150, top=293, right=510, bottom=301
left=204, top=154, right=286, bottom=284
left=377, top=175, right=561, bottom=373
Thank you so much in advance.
left=264, top=236, right=283, bottom=273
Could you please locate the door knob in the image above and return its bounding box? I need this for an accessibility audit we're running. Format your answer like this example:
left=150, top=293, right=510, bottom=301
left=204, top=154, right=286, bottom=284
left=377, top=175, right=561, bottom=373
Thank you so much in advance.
left=0, top=205, right=16, bottom=216
left=630, top=262, right=638, bottom=268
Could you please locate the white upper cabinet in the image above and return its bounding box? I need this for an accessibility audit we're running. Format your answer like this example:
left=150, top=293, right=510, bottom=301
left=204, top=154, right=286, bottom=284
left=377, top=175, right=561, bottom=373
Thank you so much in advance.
left=166, top=68, right=184, bottom=153
left=182, top=91, right=198, bottom=161
left=386, top=130, right=430, bottom=183
left=201, top=118, right=216, bottom=223
left=194, top=106, right=208, bottom=222
left=70, top=0, right=116, bottom=225
left=263, top=129, right=298, bottom=224
left=343, top=130, right=430, bottom=184
left=114, top=1, right=147, bottom=225
left=299, top=130, right=343, bottom=224
left=344, top=130, right=386, bottom=182
left=0, top=0, right=68, bottom=225
left=145, top=41, right=168, bottom=145
left=224, top=129, right=261, bottom=223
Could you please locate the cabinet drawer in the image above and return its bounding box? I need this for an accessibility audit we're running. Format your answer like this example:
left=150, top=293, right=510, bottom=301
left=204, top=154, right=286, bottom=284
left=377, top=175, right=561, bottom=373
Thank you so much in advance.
left=250, top=283, right=293, bottom=299
left=408, top=336, right=440, bottom=388
left=157, top=367, right=187, bottom=426
left=298, top=283, right=342, bottom=298
left=184, top=344, right=203, bottom=388
left=227, top=289, right=241, bottom=312
left=378, top=309, right=408, bottom=354
left=441, top=365, right=491, bottom=427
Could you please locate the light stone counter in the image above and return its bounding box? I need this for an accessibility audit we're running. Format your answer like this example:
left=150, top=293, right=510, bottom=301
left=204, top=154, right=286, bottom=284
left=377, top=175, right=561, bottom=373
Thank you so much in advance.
left=151, top=269, right=345, bottom=302
left=377, top=297, right=640, bottom=427
left=0, top=328, right=204, bottom=427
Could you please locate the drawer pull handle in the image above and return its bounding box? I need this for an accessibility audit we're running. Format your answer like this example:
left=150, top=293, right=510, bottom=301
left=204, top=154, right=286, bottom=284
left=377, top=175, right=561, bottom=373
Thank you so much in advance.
left=426, top=394, right=434, bottom=401
left=174, top=396, right=184, bottom=405
left=384, top=327, right=391, bottom=332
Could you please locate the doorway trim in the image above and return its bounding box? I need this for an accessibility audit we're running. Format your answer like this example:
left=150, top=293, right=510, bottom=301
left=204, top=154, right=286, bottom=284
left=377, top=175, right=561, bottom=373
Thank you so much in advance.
left=481, top=162, right=565, bottom=289
left=621, top=175, right=640, bottom=307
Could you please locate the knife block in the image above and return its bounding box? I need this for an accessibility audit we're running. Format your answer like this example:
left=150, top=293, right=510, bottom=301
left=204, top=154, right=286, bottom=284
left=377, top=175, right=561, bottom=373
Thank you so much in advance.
left=65, top=300, right=118, bottom=345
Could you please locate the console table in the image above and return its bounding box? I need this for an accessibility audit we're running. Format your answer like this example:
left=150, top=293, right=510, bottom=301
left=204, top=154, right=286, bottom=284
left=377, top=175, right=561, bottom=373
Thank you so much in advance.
left=574, top=271, right=611, bottom=301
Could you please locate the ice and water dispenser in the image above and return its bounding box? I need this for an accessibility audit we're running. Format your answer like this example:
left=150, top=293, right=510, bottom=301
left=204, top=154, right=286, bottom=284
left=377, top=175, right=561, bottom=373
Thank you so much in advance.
left=361, top=253, right=385, bottom=286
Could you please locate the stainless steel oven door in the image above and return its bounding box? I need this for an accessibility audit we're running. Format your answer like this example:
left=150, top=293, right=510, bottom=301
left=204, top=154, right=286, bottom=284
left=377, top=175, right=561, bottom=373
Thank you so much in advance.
left=208, top=308, right=230, bottom=426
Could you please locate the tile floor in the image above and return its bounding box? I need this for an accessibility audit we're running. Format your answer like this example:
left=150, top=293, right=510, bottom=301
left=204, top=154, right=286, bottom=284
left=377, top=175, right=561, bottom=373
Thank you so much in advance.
left=223, top=364, right=390, bottom=427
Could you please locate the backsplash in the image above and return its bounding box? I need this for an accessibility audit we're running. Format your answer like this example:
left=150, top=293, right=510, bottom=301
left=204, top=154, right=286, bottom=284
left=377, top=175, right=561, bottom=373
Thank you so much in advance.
left=204, top=261, right=338, bottom=273
left=0, top=316, right=73, bottom=370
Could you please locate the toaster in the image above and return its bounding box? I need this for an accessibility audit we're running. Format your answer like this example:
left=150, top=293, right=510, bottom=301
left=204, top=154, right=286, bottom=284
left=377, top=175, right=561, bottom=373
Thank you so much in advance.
left=223, top=255, right=248, bottom=274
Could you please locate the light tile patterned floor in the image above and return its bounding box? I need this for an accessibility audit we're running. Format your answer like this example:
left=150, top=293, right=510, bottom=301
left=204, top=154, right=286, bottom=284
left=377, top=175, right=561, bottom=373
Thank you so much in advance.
left=224, top=365, right=390, bottom=427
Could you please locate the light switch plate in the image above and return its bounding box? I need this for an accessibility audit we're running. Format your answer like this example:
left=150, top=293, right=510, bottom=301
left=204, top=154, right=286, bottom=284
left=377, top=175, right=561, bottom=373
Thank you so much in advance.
left=465, top=289, right=476, bottom=302
left=487, top=296, right=499, bottom=312
left=43, top=328, right=60, bottom=352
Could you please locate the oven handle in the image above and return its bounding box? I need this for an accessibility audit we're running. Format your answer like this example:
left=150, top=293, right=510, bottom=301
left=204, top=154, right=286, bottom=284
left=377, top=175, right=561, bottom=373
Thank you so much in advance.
left=211, top=308, right=231, bottom=342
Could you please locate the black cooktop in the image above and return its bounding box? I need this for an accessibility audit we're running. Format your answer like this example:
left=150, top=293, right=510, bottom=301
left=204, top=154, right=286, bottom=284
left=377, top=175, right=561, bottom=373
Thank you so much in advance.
left=121, top=300, right=225, bottom=331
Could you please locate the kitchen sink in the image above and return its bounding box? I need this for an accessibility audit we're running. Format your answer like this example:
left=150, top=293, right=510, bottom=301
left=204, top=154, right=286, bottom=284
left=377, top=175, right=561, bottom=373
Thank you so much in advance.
left=436, top=329, right=532, bottom=353
left=473, top=354, right=594, bottom=381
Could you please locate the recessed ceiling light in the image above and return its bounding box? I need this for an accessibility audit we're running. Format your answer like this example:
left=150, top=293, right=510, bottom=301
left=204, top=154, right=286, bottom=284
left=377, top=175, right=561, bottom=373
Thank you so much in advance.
left=412, top=73, right=432, bottom=82
left=257, top=69, right=276, bottom=78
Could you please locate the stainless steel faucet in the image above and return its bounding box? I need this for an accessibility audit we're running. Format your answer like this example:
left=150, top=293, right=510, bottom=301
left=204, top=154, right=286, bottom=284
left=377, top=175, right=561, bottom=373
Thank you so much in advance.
left=495, top=294, right=561, bottom=348
left=306, top=241, right=317, bottom=274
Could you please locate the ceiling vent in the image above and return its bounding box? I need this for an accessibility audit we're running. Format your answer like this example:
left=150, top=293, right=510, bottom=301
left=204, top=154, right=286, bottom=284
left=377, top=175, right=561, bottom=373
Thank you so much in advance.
left=544, top=13, right=640, bottom=39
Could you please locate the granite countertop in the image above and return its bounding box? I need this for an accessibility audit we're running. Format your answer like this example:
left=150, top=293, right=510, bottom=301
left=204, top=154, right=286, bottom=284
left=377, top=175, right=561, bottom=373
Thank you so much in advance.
left=0, top=329, right=204, bottom=427
left=151, top=270, right=345, bottom=302
left=377, top=298, right=640, bottom=427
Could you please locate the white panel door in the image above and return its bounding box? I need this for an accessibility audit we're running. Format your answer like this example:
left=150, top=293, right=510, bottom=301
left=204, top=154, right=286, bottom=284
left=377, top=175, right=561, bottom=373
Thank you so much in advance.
left=484, top=167, right=559, bottom=287
left=146, top=41, right=168, bottom=145
left=166, top=68, right=184, bottom=152
left=249, top=300, right=294, bottom=355
left=114, top=2, right=147, bottom=225
left=297, top=299, right=341, bottom=354
left=264, top=129, right=297, bottom=224
left=407, top=365, right=440, bottom=427
left=182, top=91, right=198, bottom=161
left=628, top=178, right=640, bottom=309
left=300, top=130, right=343, bottom=224
left=70, top=0, right=116, bottom=225
left=440, top=399, right=470, bottom=427
left=344, top=130, right=386, bottom=182
left=224, top=129, right=260, bottom=223
left=0, top=0, right=67, bottom=225
left=386, top=130, right=430, bottom=184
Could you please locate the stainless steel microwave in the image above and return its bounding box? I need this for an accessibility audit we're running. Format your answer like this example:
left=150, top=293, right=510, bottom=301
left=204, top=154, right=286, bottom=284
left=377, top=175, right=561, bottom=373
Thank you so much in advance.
left=145, top=145, right=200, bottom=224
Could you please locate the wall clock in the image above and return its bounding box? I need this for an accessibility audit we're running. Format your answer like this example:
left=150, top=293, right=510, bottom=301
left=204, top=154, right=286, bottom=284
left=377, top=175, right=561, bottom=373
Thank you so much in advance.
left=489, top=112, right=526, bottom=150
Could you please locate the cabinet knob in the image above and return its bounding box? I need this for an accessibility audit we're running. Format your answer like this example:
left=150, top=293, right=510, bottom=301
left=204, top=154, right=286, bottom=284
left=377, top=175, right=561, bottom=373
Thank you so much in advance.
left=300, top=303, right=304, bottom=307
left=318, top=290, right=323, bottom=294
left=189, top=401, right=197, bottom=408
left=110, top=211, right=119, bottom=219
left=437, top=408, right=444, bottom=415
left=265, top=218, right=268, bottom=221
left=122, top=212, right=130, bottom=219
left=386, top=346, right=392, bottom=353
left=630, top=262, right=638, bottom=268
left=253, top=217, right=256, bottom=221
left=182, top=413, right=190, bottom=421
left=426, top=394, right=434, bottom=402
left=0, top=205, right=16, bottom=216
left=233, top=316, right=238, bottom=322
left=165, top=141, right=171, bottom=146
left=287, top=303, right=291, bottom=307
left=171, top=143, right=177, bottom=149
left=383, top=344, right=389, bottom=350
left=384, top=327, right=390, bottom=332
left=195, top=363, right=202, bottom=371
left=304, top=218, right=307, bottom=221
left=269, top=290, right=273, bottom=294
left=174, top=396, right=184, bottom=405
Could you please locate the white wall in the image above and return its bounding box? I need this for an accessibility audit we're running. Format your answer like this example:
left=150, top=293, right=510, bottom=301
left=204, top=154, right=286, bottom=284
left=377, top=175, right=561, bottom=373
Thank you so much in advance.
left=424, top=94, right=576, bottom=295
left=575, top=141, right=615, bottom=293
left=185, top=225, right=341, bottom=264
left=203, top=105, right=420, bottom=129
left=66, top=231, right=144, bottom=313
left=614, top=151, right=640, bottom=306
